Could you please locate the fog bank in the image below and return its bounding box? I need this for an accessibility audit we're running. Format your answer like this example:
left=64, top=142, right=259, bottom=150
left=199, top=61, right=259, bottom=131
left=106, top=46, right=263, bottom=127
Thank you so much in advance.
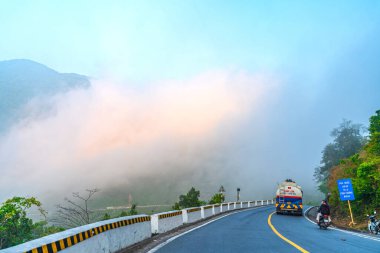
left=0, top=70, right=276, bottom=206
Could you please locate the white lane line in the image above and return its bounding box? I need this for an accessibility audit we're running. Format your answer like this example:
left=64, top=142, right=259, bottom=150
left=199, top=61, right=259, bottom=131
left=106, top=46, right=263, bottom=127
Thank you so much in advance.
left=148, top=205, right=272, bottom=253
left=304, top=206, right=380, bottom=242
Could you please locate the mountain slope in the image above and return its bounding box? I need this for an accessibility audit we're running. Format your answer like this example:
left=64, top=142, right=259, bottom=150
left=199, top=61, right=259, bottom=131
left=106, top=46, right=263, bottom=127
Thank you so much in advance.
left=0, top=59, right=90, bottom=131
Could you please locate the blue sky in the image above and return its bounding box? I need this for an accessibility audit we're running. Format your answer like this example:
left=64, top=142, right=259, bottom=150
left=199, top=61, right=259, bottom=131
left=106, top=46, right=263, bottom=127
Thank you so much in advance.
left=1, top=1, right=379, bottom=81
left=1, top=1, right=380, bottom=199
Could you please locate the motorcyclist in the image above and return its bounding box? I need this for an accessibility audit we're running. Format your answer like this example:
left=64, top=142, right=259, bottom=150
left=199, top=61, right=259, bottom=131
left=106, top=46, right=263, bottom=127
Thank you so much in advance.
left=316, top=200, right=331, bottom=224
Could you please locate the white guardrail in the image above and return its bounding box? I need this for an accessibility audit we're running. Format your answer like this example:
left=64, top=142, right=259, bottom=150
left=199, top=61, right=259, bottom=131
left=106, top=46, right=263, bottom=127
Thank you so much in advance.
left=1, top=200, right=274, bottom=253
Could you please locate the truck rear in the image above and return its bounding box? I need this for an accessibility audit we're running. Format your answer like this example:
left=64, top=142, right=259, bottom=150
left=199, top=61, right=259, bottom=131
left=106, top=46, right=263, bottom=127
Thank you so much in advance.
left=275, top=179, right=303, bottom=216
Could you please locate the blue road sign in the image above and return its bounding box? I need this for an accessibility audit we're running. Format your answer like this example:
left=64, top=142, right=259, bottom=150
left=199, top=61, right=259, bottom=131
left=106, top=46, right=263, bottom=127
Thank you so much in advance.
left=337, top=178, right=355, bottom=201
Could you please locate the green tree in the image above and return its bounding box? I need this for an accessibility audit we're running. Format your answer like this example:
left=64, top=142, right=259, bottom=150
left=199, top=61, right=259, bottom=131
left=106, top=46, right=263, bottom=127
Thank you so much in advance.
left=326, top=110, right=380, bottom=223
left=0, top=197, right=45, bottom=249
left=119, top=204, right=138, bottom=217
left=172, top=202, right=181, bottom=210
left=101, top=213, right=111, bottom=220
left=209, top=193, right=224, bottom=204
left=173, top=187, right=203, bottom=209
left=128, top=204, right=138, bottom=215
left=31, top=221, right=64, bottom=239
left=314, top=119, right=365, bottom=193
left=367, top=110, right=380, bottom=155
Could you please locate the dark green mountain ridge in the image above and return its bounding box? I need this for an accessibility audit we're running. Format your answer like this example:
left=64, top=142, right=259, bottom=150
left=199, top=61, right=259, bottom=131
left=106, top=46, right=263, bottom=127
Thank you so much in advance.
left=0, top=59, right=90, bottom=131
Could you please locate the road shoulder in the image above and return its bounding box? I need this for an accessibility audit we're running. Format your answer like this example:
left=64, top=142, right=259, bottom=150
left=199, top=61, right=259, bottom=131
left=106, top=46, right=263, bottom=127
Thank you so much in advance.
left=305, top=206, right=380, bottom=241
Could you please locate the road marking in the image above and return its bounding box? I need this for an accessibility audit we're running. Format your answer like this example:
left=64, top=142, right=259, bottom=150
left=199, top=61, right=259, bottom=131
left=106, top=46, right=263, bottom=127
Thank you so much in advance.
left=267, top=212, right=310, bottom=253
left=148, top=205, right=271, bottom=253
left=304, top=206, right=380, bottom=242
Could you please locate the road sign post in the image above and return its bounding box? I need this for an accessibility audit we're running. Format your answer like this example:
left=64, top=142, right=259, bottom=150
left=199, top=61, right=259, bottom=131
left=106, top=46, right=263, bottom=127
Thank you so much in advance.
left=347, top=200, right=354, bottom=226
left=337, top=178, right=355, bottom=226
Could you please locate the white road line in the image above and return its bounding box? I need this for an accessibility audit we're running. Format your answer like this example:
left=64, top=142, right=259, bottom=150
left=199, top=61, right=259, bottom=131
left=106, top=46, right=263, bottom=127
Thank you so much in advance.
left=147, top=205, right=271, bottom=253
left=303, top=206, right=318, bottom=225
left=304, top=206, right=380, bottom=242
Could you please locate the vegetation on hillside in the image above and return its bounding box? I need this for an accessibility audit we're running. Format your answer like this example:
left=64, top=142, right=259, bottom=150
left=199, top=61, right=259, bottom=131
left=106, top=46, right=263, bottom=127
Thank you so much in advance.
left=208, top=193, right=225, bottom=204
left=172, top=187, right=206, bottom=210
left=0, top=197, right=63, bottom=249
left=322, top=111, right=380, bottom=225
left=118, top=204, right=138, bottom=217
left=0, top=192, right=143, bottom=249
left=314, top=119, right=366, bottom=193
left=173, top=187, right=229, bottom=209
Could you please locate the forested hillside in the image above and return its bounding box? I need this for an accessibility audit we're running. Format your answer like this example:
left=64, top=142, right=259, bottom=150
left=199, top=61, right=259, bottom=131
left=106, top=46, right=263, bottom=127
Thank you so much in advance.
left=0, top=59, right=89, bottom=131
left=324, top=110, right=380, bottom=225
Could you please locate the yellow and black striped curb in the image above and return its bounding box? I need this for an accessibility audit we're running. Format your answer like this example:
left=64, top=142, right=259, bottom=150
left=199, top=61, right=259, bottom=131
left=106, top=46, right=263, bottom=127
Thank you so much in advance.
left=187, top=207, right=201, bottom=213
left=25, top=216, right=150, bottom=253
left=158, top=211, right=182, bottom=219
left=203, top=205, right=213, bottom=210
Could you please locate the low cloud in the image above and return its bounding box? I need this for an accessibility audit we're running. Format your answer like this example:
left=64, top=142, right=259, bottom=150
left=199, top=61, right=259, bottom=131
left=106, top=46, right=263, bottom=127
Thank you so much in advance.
left=0, top=70, right=276, bottom=205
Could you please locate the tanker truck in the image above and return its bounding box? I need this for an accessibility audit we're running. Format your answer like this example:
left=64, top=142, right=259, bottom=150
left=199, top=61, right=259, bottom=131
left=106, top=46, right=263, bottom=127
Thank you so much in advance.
left=275, top=179, right=303, bottom=216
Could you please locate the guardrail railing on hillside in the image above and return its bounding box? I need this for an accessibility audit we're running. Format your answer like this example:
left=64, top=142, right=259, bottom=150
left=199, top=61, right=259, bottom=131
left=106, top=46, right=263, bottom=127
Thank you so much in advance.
left=1, top=200, right=274, bottom=253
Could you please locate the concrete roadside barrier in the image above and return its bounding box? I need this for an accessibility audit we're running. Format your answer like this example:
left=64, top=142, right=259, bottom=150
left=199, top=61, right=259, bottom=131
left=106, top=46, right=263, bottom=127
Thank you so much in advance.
left=1, top=215, right=151, bottom=253
left=183, top=207, right=202, bottom=223
left=221, top=203, right=229, bottom=212
left=151, top=210, right=183, bottom=234
left=214, top=204, right=221, bottom=215
left=0, top=200, right=273, bottom=253
left=201, top=205, right=214, bottom=218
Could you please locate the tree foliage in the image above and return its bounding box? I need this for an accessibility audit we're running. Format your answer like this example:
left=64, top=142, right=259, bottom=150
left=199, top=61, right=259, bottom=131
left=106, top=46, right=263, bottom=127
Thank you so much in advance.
left=127, top=204, right=138, bottom=216
left=31, top=221, right=64, bottom=239
left=173, top=187, right=204, bottom=209
left=314, top=119, right=365, bottom=193
left=325, top=110, right=380, bottom=222
left=367, top=110, right=380, bottom=155
left=101, top=213, right=111, bottom=221
left=0, top=197, right=45, bottom=249
left=209, top=193, right=224, bottom=204
left=119, top=204, right=138, bottom=217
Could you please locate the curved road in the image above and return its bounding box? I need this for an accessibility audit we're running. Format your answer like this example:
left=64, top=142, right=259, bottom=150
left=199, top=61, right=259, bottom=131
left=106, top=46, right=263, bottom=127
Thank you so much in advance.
left=150, top=206, right=380, bottom=253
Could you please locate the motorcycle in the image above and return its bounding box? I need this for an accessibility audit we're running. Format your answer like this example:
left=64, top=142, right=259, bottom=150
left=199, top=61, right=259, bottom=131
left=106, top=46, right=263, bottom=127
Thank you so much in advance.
left=367, top=211, right=379, bottom=234
left=318, top=214, right=331, bottom=229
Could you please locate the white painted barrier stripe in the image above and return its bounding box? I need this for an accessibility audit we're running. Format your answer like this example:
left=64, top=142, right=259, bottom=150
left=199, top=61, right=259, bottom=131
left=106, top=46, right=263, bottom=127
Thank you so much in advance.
left=148, top=205, right=272, bottom=253
left=304, top=207, right=380, bottom=242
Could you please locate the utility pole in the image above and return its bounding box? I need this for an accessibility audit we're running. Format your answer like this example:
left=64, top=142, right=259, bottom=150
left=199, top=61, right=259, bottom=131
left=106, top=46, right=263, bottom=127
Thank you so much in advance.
left=237, top=188, right=240, bottom=201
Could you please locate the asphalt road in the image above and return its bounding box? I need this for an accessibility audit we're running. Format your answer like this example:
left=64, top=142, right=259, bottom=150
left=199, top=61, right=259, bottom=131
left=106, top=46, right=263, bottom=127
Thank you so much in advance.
left=150, top=206, right=380, bottom=253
